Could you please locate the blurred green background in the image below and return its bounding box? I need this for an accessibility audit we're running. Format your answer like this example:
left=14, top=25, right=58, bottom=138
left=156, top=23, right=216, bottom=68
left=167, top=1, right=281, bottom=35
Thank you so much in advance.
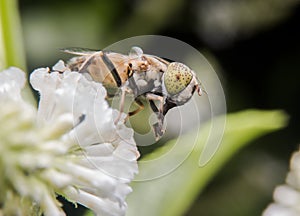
left=11, top=0, right=300, bottom=215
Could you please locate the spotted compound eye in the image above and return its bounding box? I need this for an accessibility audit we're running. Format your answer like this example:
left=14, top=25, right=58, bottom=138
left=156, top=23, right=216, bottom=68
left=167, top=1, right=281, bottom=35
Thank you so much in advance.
left=164, top=62, right=193, bottom=95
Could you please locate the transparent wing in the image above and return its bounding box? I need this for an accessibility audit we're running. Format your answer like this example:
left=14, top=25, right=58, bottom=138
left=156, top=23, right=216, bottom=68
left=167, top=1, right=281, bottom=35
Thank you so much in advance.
left=146, top=54, right=174, bottom=65
left=60, top=47, right=101, bottom=56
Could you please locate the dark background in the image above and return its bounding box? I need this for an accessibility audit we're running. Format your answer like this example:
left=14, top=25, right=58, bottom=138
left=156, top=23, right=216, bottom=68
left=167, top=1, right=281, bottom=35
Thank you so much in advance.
left=19, top=0, right=300, bottom=215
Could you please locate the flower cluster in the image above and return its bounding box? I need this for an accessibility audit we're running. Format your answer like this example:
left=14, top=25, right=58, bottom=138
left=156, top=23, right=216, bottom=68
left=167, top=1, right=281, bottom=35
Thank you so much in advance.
left=0, top=61, right=139, bottom=216
left=263, top=149, right=300, bottom=216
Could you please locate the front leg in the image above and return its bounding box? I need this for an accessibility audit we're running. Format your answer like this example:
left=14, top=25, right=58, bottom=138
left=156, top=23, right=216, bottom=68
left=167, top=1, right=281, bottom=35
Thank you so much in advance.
left=146, top=94, right=165, bottom=140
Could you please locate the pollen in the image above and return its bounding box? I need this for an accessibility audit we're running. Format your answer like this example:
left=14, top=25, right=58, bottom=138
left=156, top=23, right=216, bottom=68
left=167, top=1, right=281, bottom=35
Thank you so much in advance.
left=164, top=62, right=193, bottom=95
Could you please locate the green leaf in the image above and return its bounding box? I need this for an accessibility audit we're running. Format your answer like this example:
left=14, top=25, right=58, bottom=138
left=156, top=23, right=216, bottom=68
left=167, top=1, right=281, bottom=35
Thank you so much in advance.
left=83, top=210, right=94, bottom=216
left=126, top=109, right=288, bottom=216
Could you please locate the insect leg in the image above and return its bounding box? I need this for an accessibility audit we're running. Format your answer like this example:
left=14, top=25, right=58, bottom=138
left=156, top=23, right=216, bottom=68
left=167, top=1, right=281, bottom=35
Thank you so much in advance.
left=145, top=93, right=165, bottom=140
left=128, top=98, right=145, bottom=117
left=148, top=99, right=165, bottom=139
left=149, top=99, right=159, bottom=113
left=145, top=93, right=164, bottom=113
left=114, top=86, right=131, bottom=124
left=122, top=98, right=145, bottom=123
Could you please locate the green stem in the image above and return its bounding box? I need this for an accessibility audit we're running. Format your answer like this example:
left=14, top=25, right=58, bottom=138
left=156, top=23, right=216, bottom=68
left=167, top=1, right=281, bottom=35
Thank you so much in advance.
left=0, top=0, right=26, bottom=70
left=0, top=0, right=35, bottom=104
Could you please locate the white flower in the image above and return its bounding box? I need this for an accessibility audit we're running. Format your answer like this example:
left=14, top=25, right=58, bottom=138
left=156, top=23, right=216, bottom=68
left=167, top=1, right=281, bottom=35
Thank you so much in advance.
left=0, top=61, right=139, bottom=216
left=263, top=151, right=300, bottom=216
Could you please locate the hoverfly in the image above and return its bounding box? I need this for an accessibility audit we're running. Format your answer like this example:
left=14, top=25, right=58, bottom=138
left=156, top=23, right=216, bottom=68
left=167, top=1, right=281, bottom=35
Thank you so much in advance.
left=61, top=46, right=203, bottom=140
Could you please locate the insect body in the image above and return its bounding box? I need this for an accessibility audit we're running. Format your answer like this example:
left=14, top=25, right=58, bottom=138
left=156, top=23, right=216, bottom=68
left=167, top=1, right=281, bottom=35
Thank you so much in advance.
left=62, top=47, right=202, bottom=140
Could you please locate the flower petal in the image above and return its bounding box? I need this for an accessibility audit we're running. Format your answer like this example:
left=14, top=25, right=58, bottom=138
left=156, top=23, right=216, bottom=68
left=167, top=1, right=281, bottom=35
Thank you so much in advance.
left=0, top=67, right=25, bottom=101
